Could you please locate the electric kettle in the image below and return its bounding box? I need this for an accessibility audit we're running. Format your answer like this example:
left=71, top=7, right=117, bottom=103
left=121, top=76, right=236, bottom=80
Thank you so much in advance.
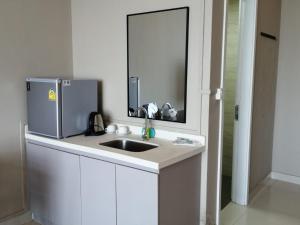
left=85, top=112, right=105, bottom=136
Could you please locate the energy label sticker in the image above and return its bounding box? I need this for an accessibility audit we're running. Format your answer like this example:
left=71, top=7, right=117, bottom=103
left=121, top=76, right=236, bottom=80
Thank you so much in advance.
left=48, top=89, right=56, bottom=101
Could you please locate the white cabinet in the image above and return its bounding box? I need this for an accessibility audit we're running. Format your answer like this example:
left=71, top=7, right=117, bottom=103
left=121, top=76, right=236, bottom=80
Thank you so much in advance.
left=26, top=143, right=81, bottom=225
left=27, top=141, right=201, bottom=225
left=80, top=156, right=116, bottom=225
left=116, top=165, right=158, bottom=225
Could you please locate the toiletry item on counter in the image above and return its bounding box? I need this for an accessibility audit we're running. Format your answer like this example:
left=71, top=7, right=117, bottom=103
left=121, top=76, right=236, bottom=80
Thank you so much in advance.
left=149, top=127, right=156, bottom=138
left=116, top=126, right=130, bottom=135
left=141, top=127, right=150, bottom=140
left=172, top=137, right=195, bottom=146
left=105, top=124, right=118, bottom=134
left=141, top=127, right=155, bottom=139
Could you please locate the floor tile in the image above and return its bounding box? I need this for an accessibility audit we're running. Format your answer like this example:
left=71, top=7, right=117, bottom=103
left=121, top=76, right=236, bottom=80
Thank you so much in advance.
left=221, top=203, right=246, bottom=225
left=234, top=208, right=300, bottom=225
left=221, top=180, right=300, bottom=225
left=250, top=180, right=300, bottom=220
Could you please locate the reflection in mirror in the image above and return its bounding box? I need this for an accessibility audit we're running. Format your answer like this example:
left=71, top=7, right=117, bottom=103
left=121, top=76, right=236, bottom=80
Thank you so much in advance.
left=127, top=7, right=189, bottom=123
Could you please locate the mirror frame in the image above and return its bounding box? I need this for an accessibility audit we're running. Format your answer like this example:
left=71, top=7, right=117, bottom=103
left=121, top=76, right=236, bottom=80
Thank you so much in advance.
left=126, top=7, right=189, bottom=123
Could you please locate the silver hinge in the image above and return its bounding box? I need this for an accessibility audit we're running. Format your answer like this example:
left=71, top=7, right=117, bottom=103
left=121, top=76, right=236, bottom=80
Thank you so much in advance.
left=215, top=88, right=224, bottom=101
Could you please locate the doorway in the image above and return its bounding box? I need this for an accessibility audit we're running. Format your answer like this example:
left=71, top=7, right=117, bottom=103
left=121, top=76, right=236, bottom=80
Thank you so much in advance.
left=220, top=0, right=261, bottom=209
left=219, top=0, right=300, bottom=224
left=220, top=0, right=282, bottom=214
left=221, top=0, right=240, bottom=209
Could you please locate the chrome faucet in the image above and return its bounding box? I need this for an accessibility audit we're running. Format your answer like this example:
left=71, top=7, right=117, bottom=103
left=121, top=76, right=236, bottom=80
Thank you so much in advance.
left=135, top=106, right=149, bottom=140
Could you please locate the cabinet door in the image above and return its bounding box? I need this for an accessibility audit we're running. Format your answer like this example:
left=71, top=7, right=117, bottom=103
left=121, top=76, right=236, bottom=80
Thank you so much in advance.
left=27, top=143, right=81, bottom=225
left=116, top=165, right=158, bottom=225
left=81, top=156, right=116, bottom=225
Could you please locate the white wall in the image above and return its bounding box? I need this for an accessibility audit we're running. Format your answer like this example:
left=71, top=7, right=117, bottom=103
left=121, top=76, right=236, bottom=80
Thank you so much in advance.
left=71, top=2, right=220, bottom=225
left=272, top=0, right=300, bottom=178
left=71, top=0, right=204, bottom=134
left=249, top=0, right=281, bottom=193
left=0, top=0, right=73, bottom=219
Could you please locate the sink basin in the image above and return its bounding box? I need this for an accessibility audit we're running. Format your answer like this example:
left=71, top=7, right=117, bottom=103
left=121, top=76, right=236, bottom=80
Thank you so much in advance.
left=100, top=139, right=158, bottom=152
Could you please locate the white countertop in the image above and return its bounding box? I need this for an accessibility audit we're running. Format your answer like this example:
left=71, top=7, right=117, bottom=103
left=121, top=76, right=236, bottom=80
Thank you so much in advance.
left=25, top=132, right=205, bottom=173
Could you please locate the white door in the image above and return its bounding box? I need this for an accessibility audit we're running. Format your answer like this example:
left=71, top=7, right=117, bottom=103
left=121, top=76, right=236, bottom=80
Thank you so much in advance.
left=116, top=165, right=158, bottom=225
left=80, top=157, right=116, bottom=225
left=27, top=143, right=81, bottom=225
left=231, top=0, right=258, bottom=205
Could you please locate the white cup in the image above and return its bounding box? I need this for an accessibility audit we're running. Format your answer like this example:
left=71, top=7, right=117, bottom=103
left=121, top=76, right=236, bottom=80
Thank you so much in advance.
left=105, top=124, right=117, bottom=133
left=117, top=126, right=130, bottom=135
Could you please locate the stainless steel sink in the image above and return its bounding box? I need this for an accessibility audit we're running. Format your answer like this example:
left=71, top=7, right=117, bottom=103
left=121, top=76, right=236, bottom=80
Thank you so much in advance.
left=100, top=139, right=158, bottom=152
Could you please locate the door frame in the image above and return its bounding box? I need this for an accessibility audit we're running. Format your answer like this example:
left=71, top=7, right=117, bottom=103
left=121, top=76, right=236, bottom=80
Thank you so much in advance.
left=215, top=0, right=229, bottom=224
left=218, top=0, right=259, bottom=220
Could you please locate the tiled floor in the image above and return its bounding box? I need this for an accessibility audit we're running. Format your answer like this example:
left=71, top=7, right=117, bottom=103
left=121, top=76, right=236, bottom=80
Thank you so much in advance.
left=221, top=180, right=300, bottom=225
left=21, top=180, right=300, bottom=225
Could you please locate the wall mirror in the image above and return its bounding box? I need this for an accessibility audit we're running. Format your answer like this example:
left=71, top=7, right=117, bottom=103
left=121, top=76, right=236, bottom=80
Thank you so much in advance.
left=127, top=7, right=189, bottom=123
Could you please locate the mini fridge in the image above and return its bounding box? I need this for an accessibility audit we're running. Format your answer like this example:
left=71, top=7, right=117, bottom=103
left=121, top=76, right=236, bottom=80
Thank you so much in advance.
left=26, top=78, right=98, bottom=139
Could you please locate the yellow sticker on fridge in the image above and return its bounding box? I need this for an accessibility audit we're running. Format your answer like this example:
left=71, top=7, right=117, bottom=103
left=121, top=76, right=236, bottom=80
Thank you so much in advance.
left=48, top=89, right=56, bottom=101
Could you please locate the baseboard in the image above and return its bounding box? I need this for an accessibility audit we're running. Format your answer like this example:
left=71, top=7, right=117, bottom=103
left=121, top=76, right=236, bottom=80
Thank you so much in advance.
left=271, top=172, right=300, bottom=185
left=249, top=173, right=275, bottom=202
left=0, top=211, right=32, bottom=225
